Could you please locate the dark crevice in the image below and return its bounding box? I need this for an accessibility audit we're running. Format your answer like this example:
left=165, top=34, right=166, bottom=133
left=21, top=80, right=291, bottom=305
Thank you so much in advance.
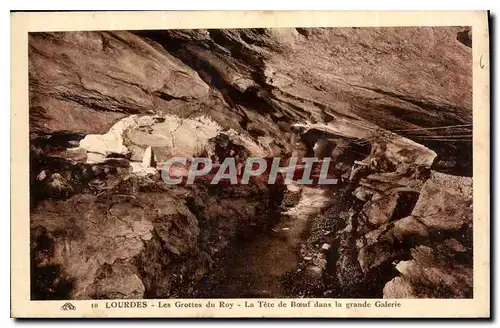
left=31, top=227, right=76, bottom=300
left=457, top=30, right=472, bottom=48
left=152, top=90, right=189, bottom=102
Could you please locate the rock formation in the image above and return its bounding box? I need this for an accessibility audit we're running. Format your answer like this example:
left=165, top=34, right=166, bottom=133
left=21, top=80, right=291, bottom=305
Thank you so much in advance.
left=29, top=27, right=472, bottom=299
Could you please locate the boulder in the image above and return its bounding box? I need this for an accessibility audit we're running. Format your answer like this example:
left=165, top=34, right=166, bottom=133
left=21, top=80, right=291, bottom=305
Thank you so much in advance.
left=383, top=276, right=415, bottom=298
left=412, top=171, right=473, bottom=230
left=78, top=115, right=140, bottom=158
left=383, top=172, right=473, bottom=298
left=30, top=175, right=284, bottom=299
left=384, top=246, right=473, bottom=298
left=90, top=263, right=146, bottom=299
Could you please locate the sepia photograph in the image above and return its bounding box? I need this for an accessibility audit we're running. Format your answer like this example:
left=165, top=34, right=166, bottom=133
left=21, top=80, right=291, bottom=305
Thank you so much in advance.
left=11, top=11, right=490, bottom=318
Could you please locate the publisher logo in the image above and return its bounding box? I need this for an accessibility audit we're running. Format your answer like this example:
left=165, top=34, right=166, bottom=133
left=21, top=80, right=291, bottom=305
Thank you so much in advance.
left=61, top=302, right=76, bottom=311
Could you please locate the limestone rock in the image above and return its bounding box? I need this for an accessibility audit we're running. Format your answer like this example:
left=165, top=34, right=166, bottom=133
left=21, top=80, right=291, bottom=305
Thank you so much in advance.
left=387, top=246, right=473, bottom=298
left=31, top=193, right=156, bottom=299
left=383, top=276, right=415, bottom=298
left=353, top=187, right=373, bottom=202
left=128, top=145, right=145, bottom=162
left=363, top=189, right=420, bottom=227
left=129, top=162, right=157, bottom=176
left=30, top=28, right=472, bottom=174
left=142, top=146, right=156, bottom=168
left=29, top=31, right=209, bottom=137
left=412, top=171, right=473, bottom=230
left=363, top=195, right=399, bottom=226
left=58, top=147, right=88, bottom=162
left=44, top=173, right=73, bottom=199
left=86, top=152, right=107, bottom=164
left=393, top=216, right=429, bottom=241
left=36, top=170, right=47, bottom=181
left=90, top=263, right=146, bottom=299
left=28, top=27, right=473, bottom=300
left=79, top=115, right=140, bottom=159
left=321, top=243, right=331, bottom=251
left=382, top=172, right=473, bottom=299
left=30, top=173, right=284, bottom=299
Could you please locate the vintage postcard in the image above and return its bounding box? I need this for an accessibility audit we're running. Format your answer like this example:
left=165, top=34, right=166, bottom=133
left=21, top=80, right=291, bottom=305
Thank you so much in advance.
left=11, top=11, right=490, bottom=318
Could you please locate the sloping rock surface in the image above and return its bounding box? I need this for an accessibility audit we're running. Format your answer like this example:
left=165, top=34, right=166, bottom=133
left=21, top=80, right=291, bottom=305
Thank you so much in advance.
left=30, top=27, right=472, bottom=173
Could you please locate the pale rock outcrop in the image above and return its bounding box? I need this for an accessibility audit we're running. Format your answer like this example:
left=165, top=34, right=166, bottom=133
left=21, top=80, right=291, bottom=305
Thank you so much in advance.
left=76, top=113, right=271, bottom=176
left=76, top=114, right=221, bottom=168
left=79, top=115, right=140, bottom=160
left=130, top=146, right=158, bottom=176
left=384, top=245, right=473, bottom=298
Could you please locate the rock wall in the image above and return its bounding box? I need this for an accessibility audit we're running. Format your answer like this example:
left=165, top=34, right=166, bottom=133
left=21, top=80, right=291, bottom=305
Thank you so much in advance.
left=29, top=27, right=473, bottom=299
left=30, top=27, right=472, bottom=173
left=285, top=141, right=472, bottom=298
left=31, top=175, right=284, bottom=299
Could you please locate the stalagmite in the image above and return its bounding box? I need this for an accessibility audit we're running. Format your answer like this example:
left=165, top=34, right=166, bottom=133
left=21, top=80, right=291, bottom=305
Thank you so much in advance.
left=142, top=146, right=156, bottom=168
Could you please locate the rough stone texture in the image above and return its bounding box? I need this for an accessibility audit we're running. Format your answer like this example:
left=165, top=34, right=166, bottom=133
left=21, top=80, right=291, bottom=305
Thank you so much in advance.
left=383, top=172, right=473, bottom=298
left=30, top=176, right=283, bottom=299
left=322, top=162, right=471, bottom=298
left=384, top=245, right=473, bottom=298
left=90, top=263, right=146, bottom=299
left=29, top=27, right=473, bottom=300
left=382, top=276, right=415, bottom=298
left=340, top=170, right=473, bottom=299
left=29, top=31, right=209, bottom=137
left=30, top=28, right=471, bottom=172
left=412, top=171, right=473, bottom=230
